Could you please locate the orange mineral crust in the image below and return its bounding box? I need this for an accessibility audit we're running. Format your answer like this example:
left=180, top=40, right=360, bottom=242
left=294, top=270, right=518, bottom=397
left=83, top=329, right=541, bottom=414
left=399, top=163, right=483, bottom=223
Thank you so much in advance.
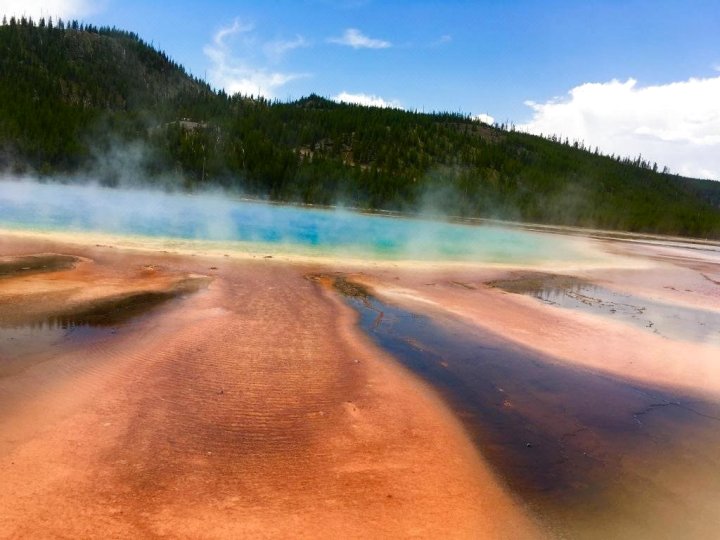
left=0, top=235, right=539, bottom=539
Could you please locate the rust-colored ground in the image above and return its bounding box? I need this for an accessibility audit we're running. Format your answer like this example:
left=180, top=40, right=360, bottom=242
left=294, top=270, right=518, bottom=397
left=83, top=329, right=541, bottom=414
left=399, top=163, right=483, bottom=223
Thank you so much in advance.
left=0, top=236, right=539, bottom=539
left=3, top=230, right=719, bottom=539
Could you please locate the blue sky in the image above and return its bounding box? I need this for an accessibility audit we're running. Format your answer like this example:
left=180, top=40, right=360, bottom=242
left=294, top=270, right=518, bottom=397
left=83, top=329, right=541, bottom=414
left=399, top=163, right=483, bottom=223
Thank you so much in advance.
left=3, top=0, right=720, bottom=178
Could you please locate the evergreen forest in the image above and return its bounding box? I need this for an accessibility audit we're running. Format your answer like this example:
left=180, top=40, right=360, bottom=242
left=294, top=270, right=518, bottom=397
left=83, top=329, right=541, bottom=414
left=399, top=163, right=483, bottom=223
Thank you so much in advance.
left=2, top=18, right=720, bottom=238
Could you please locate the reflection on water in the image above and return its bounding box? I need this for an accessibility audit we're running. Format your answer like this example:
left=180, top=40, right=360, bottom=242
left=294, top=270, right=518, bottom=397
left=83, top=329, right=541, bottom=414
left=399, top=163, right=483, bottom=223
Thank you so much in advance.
left=0, top=180, right=593, bottom=263
left=0, top=324, right=68, bottom=359
left=492, top=274, right=720, bottom=346
left=0, top=290, right=185, bottom=377
left=45, top=291, right=179, bottom=328
left=0, top=254, right=78, bottom=277
left=341, top=283, right=720, bottom=539
left=0, top=321, right=109, bottom=378
left=1, top=290, right=179, bottom=330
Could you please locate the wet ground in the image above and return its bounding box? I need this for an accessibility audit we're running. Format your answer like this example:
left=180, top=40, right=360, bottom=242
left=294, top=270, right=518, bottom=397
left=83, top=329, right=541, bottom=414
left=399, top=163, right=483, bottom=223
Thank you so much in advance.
left=488, top=272, right=720, bottom=346
left=0, top=291, right=191, bottom=377
left=2, top=243, right=719, bottom=538
left=0, top=256, right=210, bottom=379
left=2, top=244, right=541, bottom=539
left=339, top=277, right=720, bottom=539
left=0, top=254, right=79, bottom=277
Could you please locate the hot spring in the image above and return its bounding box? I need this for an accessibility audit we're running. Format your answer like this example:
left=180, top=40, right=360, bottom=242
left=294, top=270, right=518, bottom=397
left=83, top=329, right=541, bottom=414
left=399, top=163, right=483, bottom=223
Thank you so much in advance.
left=0, top=179, right=597, bottom=264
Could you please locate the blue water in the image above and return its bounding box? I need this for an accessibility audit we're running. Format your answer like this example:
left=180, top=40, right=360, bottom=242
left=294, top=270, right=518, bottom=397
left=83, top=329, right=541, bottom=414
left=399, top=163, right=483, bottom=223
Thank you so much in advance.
left=0, top=179, right=593, bottom=263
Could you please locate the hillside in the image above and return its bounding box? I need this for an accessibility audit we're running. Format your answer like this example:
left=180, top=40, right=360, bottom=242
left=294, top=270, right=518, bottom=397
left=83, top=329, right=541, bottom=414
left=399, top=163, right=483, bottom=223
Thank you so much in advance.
left=1, top=18, right=720, bottom=238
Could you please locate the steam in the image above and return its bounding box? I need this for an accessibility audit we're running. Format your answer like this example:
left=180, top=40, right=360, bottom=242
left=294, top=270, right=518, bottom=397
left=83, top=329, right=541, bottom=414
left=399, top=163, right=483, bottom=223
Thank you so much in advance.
left=0, top=108, right=596, bottom=264
left=0, top=175, right=595, bottom=264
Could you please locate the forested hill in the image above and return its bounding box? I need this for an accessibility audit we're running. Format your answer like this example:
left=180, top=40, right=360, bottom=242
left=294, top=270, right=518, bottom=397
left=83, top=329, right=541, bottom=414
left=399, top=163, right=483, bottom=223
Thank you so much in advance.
left=2, top=18, right=720, bottom=238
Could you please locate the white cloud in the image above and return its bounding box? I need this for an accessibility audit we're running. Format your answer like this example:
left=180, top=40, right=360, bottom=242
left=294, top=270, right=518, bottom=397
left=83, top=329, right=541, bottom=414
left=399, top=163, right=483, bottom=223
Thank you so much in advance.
left=263, top=35, right=308, bottom=63
left=203, top=19, right=307, bottom=98
left=472, top=113, right=495, bottom=125
left=328, top=28, right=391, bottom=49
left=519, top=77, right=720, bottom=180
left=0, top=0, right=99, bottom=20
left=213, top=18, right=254, bottom=45
left=333, top=91, right=401, bottom=108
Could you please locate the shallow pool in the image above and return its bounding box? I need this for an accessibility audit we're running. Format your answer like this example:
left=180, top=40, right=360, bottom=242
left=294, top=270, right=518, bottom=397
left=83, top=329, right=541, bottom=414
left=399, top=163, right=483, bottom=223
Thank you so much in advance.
left=0, top=179, right=595, bottom=263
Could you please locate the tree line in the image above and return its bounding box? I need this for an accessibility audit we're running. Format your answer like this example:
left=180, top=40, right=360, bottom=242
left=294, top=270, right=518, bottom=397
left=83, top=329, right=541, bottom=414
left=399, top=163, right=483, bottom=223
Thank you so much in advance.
left=1, top=19, right=719, bottom=238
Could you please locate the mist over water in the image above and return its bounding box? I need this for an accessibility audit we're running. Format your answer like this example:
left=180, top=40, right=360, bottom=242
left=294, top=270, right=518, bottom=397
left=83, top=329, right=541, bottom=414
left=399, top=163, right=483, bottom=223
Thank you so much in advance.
left=0, top=178, right=594, bottom=263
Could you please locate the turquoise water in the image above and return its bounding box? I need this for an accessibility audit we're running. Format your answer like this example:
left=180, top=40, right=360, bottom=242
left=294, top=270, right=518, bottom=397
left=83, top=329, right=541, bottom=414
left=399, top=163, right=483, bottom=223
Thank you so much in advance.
left=0, top=179, right=592, bottom=263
